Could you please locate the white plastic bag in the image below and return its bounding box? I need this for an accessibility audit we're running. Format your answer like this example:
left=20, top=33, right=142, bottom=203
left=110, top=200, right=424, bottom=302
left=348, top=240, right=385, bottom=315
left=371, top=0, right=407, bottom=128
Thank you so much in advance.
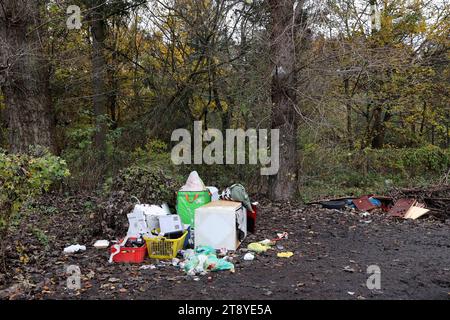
left=180, top=171, right=206, bottom=191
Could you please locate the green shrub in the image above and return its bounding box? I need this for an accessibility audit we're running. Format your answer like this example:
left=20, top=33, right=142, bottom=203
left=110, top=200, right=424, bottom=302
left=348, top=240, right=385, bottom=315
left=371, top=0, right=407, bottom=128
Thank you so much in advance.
left=111, top=165, right=180, bottom=204
left=299, top=145, right=450, bottom=201
left=0, top=148, right=70, bottom=249
left=98, top=165, right=182, bottom=235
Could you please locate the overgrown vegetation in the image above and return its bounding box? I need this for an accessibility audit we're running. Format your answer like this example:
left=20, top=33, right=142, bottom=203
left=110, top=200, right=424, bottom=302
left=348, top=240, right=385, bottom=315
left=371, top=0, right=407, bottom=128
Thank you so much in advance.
left=299, top=145, right=450, bottom=201
left=0, top=148, right=69, bottom=258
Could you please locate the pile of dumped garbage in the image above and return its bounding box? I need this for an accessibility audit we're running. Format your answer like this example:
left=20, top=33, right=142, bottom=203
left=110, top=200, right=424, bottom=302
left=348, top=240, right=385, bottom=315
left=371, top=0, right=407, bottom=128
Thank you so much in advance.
left=64, top=171, right=263, bottom=277
left=311, top=185, right=450, bottom=221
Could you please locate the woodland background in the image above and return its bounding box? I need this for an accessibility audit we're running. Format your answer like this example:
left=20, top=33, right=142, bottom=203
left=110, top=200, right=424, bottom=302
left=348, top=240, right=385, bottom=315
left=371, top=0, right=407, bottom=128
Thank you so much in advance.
left=0, top=0, right=449, bottom=248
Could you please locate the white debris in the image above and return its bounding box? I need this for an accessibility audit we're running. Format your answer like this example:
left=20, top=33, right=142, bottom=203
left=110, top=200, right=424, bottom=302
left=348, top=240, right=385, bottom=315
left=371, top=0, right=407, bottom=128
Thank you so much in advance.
left=63, top=244, right=86, bottom=254
left=139, top=265, right=156, bottom=270
left=93, top=240, right=109, bottom=249
left=172, top=258, right=180, bottom=267
left=180, top=171, right=206, bottom=191
left=243, top=253, right=255, bottom=261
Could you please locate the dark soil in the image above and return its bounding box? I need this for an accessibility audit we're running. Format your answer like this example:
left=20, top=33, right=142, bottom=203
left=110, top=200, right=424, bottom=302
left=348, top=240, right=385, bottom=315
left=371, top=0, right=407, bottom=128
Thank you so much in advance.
left=1, top=195, right=449, bottom=300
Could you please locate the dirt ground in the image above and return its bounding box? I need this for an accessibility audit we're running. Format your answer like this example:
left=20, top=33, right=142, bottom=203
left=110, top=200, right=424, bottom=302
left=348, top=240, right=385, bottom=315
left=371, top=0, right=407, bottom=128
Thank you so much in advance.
left=1, top=195, right=449, bottom=300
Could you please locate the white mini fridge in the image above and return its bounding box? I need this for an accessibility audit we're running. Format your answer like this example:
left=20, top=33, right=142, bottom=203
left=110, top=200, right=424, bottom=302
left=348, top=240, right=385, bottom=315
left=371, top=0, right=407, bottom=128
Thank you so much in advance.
left=195, top=200, right=247, bottom=251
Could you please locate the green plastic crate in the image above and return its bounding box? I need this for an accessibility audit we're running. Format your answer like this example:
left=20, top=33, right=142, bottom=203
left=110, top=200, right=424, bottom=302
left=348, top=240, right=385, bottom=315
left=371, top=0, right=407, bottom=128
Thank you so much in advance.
left=176, top=191, right=211, bottom=228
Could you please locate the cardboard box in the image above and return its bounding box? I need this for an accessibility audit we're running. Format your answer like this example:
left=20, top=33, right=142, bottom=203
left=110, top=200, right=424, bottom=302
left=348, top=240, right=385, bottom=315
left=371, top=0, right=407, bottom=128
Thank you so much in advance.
left=159, top=215, right=184, bottom=235
left=195, top=200, right=247, bottom=251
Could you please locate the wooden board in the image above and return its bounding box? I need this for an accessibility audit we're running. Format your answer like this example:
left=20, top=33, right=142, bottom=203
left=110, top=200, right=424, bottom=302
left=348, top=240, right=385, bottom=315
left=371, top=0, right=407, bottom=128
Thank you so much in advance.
left=404, top=206, right=430, bottom=220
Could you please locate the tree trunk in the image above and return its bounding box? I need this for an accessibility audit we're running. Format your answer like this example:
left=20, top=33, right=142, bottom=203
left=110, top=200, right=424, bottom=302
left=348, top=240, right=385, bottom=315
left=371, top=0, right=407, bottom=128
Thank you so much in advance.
left=344, top=78, right=353, bottom=148
left=371, top=106, right=391, bottom=149
left=268, top=0, right=302, bottom=201
left=0, top=0, right=55, bottom=153
left=90, top=2, right=108, bottom=160
left=446, top=111, right=449, bottom=149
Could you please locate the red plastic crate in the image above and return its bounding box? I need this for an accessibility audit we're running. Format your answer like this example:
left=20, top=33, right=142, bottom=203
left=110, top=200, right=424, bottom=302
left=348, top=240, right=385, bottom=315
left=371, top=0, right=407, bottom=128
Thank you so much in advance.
left=110, top=239, right=147, bottom=263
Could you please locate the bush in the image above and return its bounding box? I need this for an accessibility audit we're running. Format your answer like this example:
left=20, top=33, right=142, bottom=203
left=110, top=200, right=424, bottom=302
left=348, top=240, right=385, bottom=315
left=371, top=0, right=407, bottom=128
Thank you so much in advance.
left=299, top=145, right=450, bottom=201
left=112, top=165, right=180, bottom=204
left=0, top=148, right=70, bottom=252
left=98, top=165, right=181, bottom=235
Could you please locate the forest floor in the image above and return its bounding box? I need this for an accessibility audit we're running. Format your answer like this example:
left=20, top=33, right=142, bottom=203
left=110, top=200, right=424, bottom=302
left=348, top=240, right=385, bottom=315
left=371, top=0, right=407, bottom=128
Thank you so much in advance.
left=1, top=194, right=449, bottom=300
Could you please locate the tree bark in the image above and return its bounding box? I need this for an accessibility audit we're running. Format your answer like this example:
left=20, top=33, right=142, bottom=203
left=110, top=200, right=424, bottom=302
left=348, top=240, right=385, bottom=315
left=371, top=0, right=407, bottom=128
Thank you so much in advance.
left=344, top=78, right=353, bottom=148
left=90, top=1, right=108, bottom=160
left=268, top=0, right=303, bottom=201
left=0, top=0, right=56, bottom=153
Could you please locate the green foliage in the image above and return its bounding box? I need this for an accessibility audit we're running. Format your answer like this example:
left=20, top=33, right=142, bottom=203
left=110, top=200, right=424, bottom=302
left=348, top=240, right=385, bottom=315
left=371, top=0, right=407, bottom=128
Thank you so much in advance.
left=111, top=165, right=180, bottom=205
left=299, top=146, right=450, bottom=202
left=32, top=227, right=49, bottom=248
left=0, top=148, right=70, bottom=243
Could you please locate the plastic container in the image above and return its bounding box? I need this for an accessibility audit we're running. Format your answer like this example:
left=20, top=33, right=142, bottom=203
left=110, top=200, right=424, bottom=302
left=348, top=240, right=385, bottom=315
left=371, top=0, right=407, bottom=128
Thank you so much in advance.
left=144, top=231, right=188, bottom=260
left=110, top=239, right=147, bottom=263
left=176, top=191, right=211, bottom=228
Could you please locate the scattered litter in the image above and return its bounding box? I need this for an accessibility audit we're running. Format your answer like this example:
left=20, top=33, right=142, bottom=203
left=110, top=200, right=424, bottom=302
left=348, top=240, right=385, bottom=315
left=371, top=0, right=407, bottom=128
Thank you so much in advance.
left=139, top=265, right=156, bottom=270
left=389, top=198, right=417, bottom=218
left=63, top=244, right=86, bottom=254
left=275, top=232, right=289, bottom=241
left=353, top=196, right=377, bottom=211
left=93, top=240, right=109, bottom=249
left=183, top=246, right=235, bottom=276
left=260, top=239, right=275, bottom=246
left=277, top=252, right=294, bottom=258
left=347, top=291, right=355, bottom=296
left=343, top=266, right=356, bottom=273
left=320, top=200, right=348, bottom=210
left=243, top=253, right=255, bottom=261
left=389, top=198, right=430, bottom=220
left=404, top=206, right=430, bottom=220
left=172, top=258, right=180, bottom=267
left=248, top=242, right=271, bottom=253
left=359, top=212, right=370, bottom=218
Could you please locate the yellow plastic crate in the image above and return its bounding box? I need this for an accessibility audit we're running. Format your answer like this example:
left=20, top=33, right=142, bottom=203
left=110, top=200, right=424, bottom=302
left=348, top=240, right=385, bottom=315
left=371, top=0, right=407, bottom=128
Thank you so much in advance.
left=144, top=231, right=188, bottom=260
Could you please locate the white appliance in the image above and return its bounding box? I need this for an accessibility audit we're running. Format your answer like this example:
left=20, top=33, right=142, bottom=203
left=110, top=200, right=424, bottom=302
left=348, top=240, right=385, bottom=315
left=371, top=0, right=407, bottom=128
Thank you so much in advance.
left=194, top=200, right=247, bottom=251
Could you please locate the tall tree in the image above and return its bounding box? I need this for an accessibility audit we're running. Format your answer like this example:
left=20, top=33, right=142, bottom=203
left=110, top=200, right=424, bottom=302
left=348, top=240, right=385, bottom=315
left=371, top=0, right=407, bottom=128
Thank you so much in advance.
left=87, top=0, right=109, bottom=160
left=0, top=0, right=56, bottom=153
left=268, top=0, right=305, bottom=200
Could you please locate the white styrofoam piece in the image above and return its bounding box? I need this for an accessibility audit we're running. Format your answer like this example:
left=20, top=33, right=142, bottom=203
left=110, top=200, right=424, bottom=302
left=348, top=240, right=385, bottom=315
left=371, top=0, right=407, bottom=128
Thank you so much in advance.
left=93, top=240, right=110, bottom=249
